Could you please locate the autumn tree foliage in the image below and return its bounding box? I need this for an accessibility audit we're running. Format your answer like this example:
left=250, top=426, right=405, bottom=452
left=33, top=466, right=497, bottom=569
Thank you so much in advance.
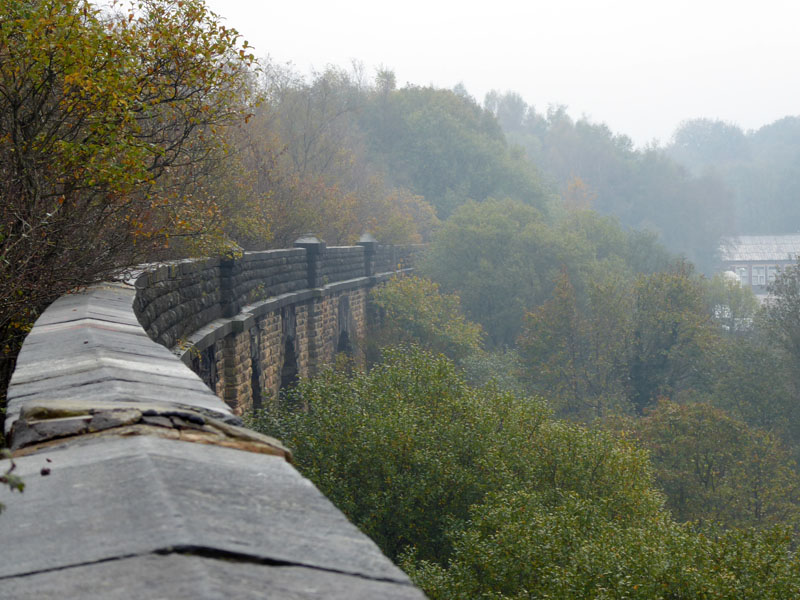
left=229, top=64, right=439, bottom=248
left=0, top=0, right=259, bottom=399
left=763, top=258, right=800, bottom=363
left=625, top=401, right=800, bottom=529
left=519, top=270, right=631, bottom=419
left=423, top=199, right=673, bottom=348
left=369, top=275, right=484, bottom=361
left=519, top=265, right=718, bottom=418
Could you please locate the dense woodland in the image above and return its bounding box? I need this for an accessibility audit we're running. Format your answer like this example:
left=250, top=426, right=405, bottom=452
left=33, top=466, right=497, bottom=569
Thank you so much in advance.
left=4, top=1, right=800, bottom=597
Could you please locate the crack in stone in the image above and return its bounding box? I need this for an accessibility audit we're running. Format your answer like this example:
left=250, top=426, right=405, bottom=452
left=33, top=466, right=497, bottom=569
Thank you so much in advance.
left=158, top=545, right=415, bottom=586
left=0, top=546, right=415, bottom=587
left=0, top=552, right=145, bottom=581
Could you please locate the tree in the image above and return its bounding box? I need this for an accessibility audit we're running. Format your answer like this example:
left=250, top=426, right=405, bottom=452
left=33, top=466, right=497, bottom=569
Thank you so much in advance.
left=758, top=259, right=800, bottom=446
left=708, top=335, right=799, bottom=443
left=422, top=198, right=593, bottom=346
left=423, top=199, right=676, bottom=348
left=251, top=346, right=552, bottom=564
left=232, top=63, right=438, bottom=246
left=666, top=117, right=800, bottom=235
left=705, top=272, right=759, bottom=334
left=459, top=348, right=527, bottom=397
left=519, top=271, right=632, bottom=419
left=253, top=347, right=800, bottom=600
left=519, top=262, right=719, bottom=418
left=369, top=276, right=483, bottom=362
left=669, top=118, right=750, bottom=174
left=251, top=345, right=668, bottom=574
left=0, top=0, right=257, bottom=400
left=764, top=258, right=800, bottom=363
left=408, top=488, right=800, bottom=599
left=358, top=85, right=548, bottom=218
left=562, top=176, right=597, bottom=211
left=484, top=90, right=737, bottom=271
left=628, top=401, right=800, bottom=529
left=628, top=265, right=717, bottom=412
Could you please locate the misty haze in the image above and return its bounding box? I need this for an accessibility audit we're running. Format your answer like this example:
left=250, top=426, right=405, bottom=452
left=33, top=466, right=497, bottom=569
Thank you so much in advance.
left=2, top=0, right=800, bottom=598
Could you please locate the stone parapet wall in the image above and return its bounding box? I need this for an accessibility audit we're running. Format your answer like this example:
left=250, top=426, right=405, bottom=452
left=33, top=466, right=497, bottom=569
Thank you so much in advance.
left=373, top=244, right=424, bottom=274
left=132, top=258, right=225, bottom=349
left=317, top=245, right=367, bottom=284
left=2, top=273, right=426, bottom=599
left=131, top=250, right=310, bottom=349
left=374, top=245, right=397, bottom=274
left=127, top=241, right=419, bottom=415
left=228, top=249, right=308, bottom=311
left=132, top=244, right=414, bottom=352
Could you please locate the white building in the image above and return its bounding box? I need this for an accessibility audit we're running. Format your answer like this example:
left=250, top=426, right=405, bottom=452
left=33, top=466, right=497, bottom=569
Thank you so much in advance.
left=719, top=234, right=800, bottom=296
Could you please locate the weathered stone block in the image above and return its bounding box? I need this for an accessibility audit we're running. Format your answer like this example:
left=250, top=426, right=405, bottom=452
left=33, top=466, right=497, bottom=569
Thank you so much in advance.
left=89, top=409, right=143, bottom=432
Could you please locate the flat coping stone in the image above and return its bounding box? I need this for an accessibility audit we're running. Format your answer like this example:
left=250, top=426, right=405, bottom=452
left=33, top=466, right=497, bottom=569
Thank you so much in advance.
left=0, top=436, right=412, bottom=586
left=8, top=364, right=215, bottom=401
left=5, top=374, right=232, bottom=437
left=33, top=283, right=141, bottom=328
left=5, top=382, right=237, bottom=430
left=12, top=349, right=204, bottom=385
left=7, top=284, right=235, bottom=436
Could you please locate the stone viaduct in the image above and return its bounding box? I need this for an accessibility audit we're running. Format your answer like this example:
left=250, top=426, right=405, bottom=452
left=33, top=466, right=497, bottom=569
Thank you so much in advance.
left=0, top=237, right=427, bottom=599
left=135, top=235, right=419, bottom=414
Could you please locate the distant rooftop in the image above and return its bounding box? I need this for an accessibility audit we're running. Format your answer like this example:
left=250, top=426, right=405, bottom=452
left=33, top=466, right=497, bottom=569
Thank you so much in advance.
left=720, top=235, right=800, bottom=262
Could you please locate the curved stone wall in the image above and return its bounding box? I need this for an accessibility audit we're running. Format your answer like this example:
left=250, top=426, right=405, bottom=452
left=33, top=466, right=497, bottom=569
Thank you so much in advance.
left=0, top=241, right=426, bottom=599
left=129, top=241, right=420, bottom=414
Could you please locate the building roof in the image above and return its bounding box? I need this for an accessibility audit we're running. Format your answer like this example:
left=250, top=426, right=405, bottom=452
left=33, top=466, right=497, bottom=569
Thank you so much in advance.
left=720, top=235, right=800, bottom=262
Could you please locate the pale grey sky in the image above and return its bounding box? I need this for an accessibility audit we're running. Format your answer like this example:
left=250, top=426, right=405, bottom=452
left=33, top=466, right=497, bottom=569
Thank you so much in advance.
left=206, top=0, right=799, bottom=147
